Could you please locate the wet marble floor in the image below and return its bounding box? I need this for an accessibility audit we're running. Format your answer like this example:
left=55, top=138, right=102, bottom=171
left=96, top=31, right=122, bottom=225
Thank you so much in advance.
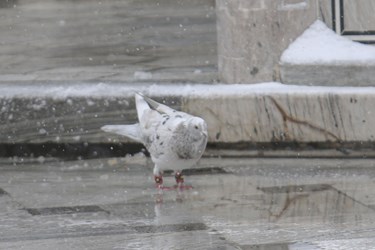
left=0, top=0, right=217, bottom=83
left=1, top=156, right=375, bottom=249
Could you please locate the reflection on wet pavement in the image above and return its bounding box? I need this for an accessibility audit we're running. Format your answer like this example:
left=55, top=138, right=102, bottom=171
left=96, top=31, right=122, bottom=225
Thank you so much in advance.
left=1, top=157, right=375, bottom=249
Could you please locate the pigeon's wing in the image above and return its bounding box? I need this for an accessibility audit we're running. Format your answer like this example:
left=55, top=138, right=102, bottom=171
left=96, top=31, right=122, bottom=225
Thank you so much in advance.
left=134, top=93, right=171, bottom=145
left=101, top=124, right=143, bottom=143
left=134, top=93, right=190, bottom=144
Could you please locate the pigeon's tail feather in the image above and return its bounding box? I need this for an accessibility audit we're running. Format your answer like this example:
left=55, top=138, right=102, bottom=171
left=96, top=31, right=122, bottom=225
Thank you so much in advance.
left=135, top=93, right=152, bottom=122
left=101, top=124, right=143, bottom=143
left=139, top=93, right=161, bottom=110
left=136, top=92, right=175, bottom=115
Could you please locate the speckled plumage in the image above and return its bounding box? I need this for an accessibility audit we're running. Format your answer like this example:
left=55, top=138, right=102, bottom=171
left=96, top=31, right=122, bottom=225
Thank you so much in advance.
left=102, top=93, right=208, bottom=187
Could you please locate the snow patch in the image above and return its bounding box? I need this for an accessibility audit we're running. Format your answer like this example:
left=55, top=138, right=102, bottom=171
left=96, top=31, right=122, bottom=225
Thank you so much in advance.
left=2, top=81, right=375, bottom=100
left=38, top=128, right=47, bottom=135
left=27, top=100, right=46, bottom=110
left=73, top=135, right=81, bottom=141
left=134, top=71, right=153, bottom=80
left=281, top=20, right=375, bottom=65
left=278, top=2, right=308, bottom=11
left=122, top=152, right=148, bottom=165
left=193, top=69, right=202, bottom=74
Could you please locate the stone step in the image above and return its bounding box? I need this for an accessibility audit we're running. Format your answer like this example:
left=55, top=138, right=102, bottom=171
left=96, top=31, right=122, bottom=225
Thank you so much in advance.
left=1, top=82, right=375, bottom=157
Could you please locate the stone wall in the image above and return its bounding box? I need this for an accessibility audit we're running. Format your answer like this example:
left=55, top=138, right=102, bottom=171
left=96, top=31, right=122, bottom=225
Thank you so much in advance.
left=183, top=90, right=375, bottom=144
left=216, top=0, right=322, bottom=83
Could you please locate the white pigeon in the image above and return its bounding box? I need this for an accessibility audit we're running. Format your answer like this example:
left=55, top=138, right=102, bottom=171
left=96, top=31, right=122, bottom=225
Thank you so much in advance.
left=101, top=93, right=208, bottom=189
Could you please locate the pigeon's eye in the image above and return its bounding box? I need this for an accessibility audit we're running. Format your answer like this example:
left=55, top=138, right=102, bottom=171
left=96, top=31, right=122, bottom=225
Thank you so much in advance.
left=194, top=125, right=199, bottom=129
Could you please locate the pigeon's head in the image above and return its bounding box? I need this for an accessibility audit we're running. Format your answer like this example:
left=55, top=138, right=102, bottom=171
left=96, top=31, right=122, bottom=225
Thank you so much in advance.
left=186, top=117, right=208, bottom=141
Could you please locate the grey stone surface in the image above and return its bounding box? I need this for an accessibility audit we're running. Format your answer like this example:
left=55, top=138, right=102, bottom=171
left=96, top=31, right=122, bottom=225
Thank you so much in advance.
left=215, top=0, right=375, bottom=85
left=184, top=87, right=375, bottom=145
left=0, top=0, right=217, bottom=83
left=318, top=0, right=334, bottom=29
left=1, top=0, right=375, bottom=154
left=2, top=83, right=375, bottom=155
left=280, top=63, right=375, bottom=86
left=343, top=0, right=375, bottom=31
left=0, top=86, right=182, bottom=144
left=215, top=0, right=320, bottom=83
left=1, top=156, right=375, bottom=249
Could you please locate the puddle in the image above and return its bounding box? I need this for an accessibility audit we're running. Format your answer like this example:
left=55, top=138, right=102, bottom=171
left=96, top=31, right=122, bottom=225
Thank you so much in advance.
left=1, top=158, right=375, bottom=249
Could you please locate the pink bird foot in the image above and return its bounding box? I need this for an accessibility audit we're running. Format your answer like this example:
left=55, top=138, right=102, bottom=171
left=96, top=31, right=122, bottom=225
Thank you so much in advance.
left=154, top=175, right=175, bottom=191
left=174, top=172, right=193, bottom=190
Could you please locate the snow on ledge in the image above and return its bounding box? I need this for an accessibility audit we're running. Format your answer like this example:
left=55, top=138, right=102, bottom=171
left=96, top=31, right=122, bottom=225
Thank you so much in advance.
left=280, top=20, right=375, bottom=66
left=2, top=82, right=375, bottom=99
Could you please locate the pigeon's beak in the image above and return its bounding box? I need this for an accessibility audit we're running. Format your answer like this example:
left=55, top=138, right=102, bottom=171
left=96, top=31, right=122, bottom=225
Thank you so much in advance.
left=201, top=131, right=208, bottom=138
